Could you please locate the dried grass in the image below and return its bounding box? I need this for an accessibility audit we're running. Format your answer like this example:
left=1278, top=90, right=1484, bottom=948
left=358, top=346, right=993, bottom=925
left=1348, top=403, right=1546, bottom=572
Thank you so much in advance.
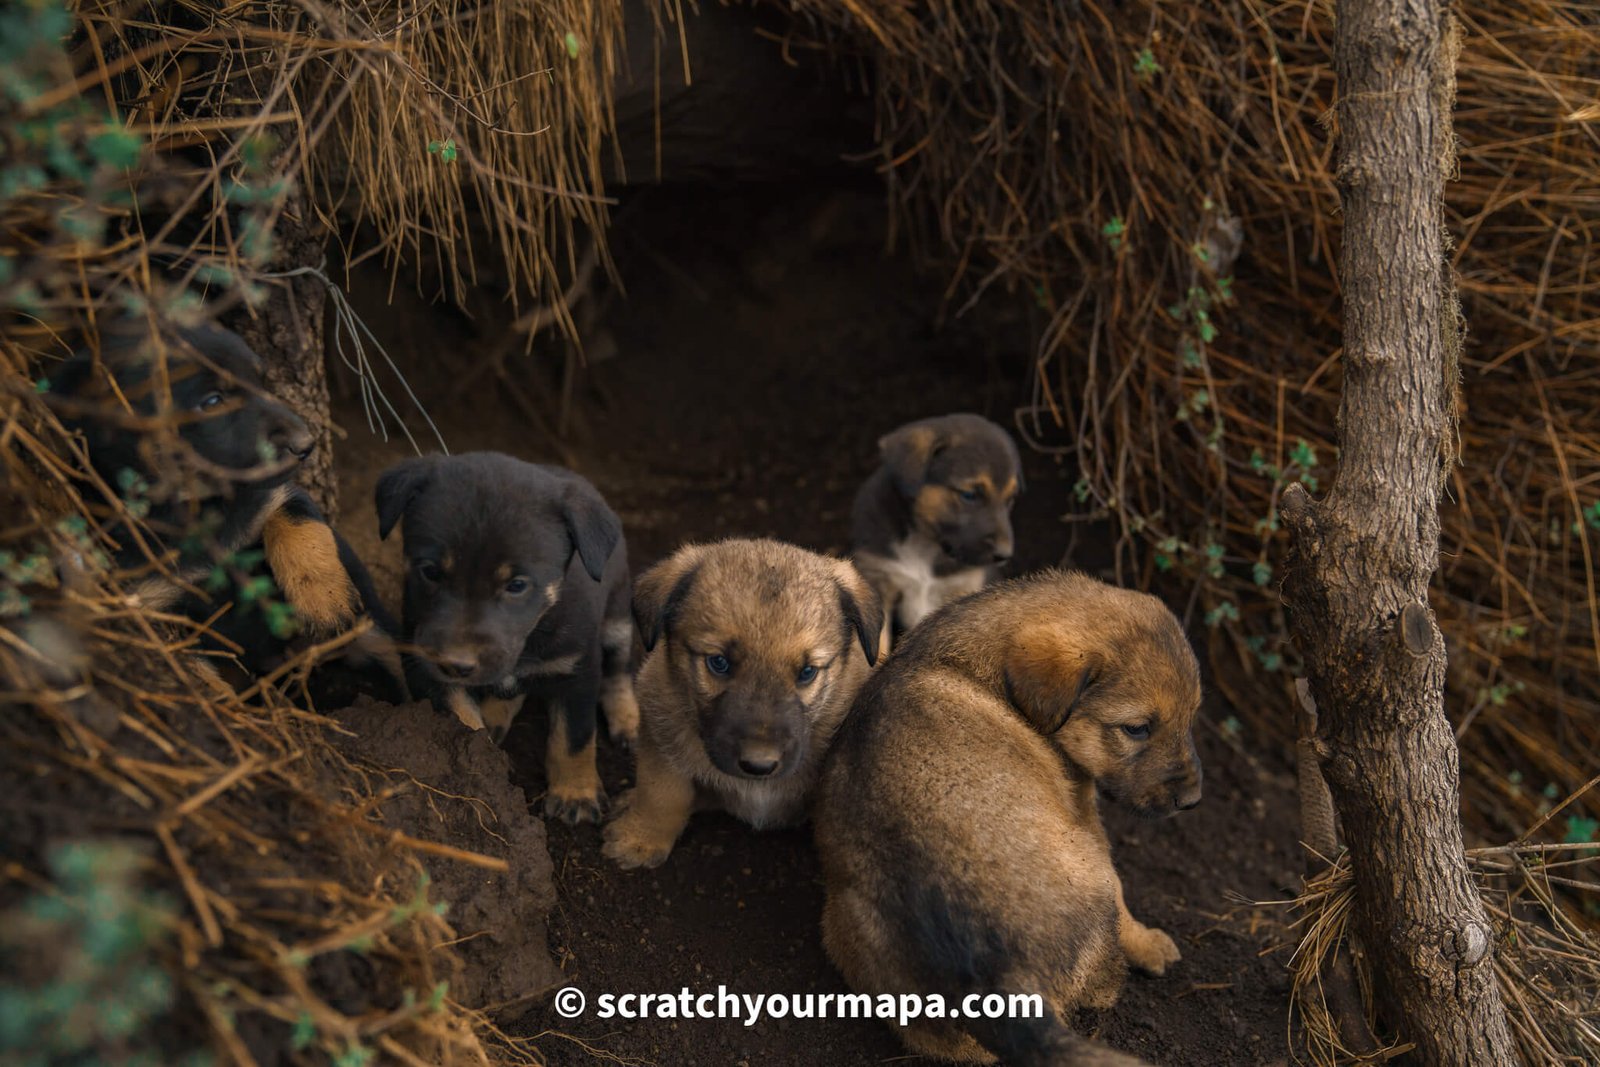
left=1289, top=844, right=1600, bottom=1064
left=781, top=0, right=1600, bottom=848
left=2, top=1, right=665, bottom=1061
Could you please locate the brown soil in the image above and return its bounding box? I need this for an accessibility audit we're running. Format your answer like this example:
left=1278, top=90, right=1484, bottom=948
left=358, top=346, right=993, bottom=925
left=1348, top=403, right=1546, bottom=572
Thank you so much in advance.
left=330, top=183, right=1303, bottom=1066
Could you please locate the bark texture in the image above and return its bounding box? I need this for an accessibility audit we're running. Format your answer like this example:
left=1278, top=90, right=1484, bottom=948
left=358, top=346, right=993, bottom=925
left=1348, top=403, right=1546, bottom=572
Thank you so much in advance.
left=1279, top=0, right=1517, bottom=1062
left=227, top=196, right=338, bottom=519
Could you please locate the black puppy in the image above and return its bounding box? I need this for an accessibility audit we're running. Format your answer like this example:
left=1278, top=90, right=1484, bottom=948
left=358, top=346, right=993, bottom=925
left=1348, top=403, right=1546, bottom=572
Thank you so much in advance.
left=850, top=413, right=1023, bottom=652
left=375, top=452, right=638, bottom=823
left=51, top=322, right=406, bottom=706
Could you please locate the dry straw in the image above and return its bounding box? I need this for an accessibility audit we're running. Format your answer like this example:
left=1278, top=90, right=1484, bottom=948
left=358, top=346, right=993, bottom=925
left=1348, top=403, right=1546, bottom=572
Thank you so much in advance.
left=2, top=0, right=665, bottom=1061
left=782, top=0, right=1600, bottom=847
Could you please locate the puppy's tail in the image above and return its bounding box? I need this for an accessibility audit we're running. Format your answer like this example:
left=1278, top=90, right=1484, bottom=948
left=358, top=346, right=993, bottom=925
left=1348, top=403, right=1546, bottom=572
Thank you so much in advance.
left=964, top=1009, right=1152, bottom=1067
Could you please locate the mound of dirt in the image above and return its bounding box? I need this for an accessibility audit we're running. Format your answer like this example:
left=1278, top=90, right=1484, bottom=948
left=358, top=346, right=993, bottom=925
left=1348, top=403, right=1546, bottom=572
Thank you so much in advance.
left=333, top=700, right=561, bottom=1013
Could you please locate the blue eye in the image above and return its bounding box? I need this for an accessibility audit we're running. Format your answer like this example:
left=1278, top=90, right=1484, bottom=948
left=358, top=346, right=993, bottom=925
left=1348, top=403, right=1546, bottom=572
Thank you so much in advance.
left=706, top=654, right=731, bottom=676
left=957, top=487, right=980, bottom=504
left=414, top=559, right=441, bottom=582
left=504, top=577, right=529, bottom=595
left=1121, top=723, right=1152, bottom=740
left=198, top=391, right=225, bottom=411
left=796, top=664, right=819, bottom=685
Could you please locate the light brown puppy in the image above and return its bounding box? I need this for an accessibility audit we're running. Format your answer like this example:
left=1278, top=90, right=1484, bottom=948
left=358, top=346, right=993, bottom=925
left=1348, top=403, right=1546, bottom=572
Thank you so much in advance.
left=814, top=571, right=1201, bottom=1066
left=602, top=539, right=882, bottom=869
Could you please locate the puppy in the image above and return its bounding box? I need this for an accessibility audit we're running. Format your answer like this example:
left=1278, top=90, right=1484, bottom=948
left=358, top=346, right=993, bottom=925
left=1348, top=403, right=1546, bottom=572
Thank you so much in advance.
left=601, top=539, right=882, bottom=869
left=814, top=571, right=1201, bottom=1066
left=850, top=413, right=1022, bottom=651
left=51, top=323, right=406, bottom=707
left=375, top=452, right=637, bottom=823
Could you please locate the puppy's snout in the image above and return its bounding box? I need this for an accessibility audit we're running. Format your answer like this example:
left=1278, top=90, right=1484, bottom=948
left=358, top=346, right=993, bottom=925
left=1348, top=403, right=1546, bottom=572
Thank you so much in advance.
left=268, top=408, right=315, bottom=462
left=435, top=650, right=479, bottom=679
left=737, top=744, right=783, bottom=778
left=1170, top=762, right=1203, bottom=811
left=983, top=526, right=1014, bottom=565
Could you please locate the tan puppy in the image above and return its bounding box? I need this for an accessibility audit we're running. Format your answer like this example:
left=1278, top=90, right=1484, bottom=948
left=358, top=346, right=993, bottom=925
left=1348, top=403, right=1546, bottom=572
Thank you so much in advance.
left=814, top=571, right=1201, bottom=1066
left=602, top=539, right=882, bottom=869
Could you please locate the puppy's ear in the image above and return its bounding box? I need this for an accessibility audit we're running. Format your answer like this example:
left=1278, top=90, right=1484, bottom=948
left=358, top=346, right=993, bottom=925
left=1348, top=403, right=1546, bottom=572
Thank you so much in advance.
left=374, top=457, right=435, bottom=541
left=561, top=480, right=621, bottom=582
left=633, top=545, right=706, bottom=653
left=878, top=422, right=943, bottom=496
left=1003, top=623, right=1098, bottom=734
left=834, top=562, right=884, bottom=667
left=1006, top=433, right=1026, bottom=494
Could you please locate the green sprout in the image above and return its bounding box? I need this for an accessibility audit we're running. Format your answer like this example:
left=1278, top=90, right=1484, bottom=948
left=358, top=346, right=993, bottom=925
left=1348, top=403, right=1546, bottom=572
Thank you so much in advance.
left=1204, top=600, right=1239, bottom=627
left=1563, top=815, right=1598, bottom=845
left=1101, top=216, right=1126, bottom=251
left=427, top=138, right=458, bottom=164
left=1132, top=48, right=1162, bottom=80
left=564, top=32, right=581, bottom=59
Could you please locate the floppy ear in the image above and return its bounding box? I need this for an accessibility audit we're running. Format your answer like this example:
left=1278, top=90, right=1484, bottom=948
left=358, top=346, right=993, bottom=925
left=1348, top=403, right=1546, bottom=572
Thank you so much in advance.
left=562, top=480, right=622, bottom=582
left=834, top=562, right=884, bottom=667
left=374, top=457, right=436, bottom=541
left=1003, top=624, right=1098, bottom=734
left=632, top=545, right=706, bottom=653
left=878, top=422, right=943, bottom=497
left=1006, top=433, right=1027, bottom=494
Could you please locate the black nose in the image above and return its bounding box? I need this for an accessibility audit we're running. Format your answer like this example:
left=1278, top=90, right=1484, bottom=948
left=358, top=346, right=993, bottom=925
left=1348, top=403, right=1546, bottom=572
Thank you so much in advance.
left=437, top=655, right=477, bottom=679
left=738, top=755, right=780, bottom=777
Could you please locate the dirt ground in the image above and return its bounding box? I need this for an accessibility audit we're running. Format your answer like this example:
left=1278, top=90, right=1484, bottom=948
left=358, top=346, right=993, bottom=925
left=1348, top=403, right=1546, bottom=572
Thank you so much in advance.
left=330, top=184, right=1304, bottom=1066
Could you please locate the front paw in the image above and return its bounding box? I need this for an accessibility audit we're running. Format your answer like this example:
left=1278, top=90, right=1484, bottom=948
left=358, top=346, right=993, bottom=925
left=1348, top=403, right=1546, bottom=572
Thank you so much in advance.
left=544, top=782, right=608, bottom=825
left=602, top=808, right=675, bottom=869
left=1123, top=922, right=1182, bottom=976
left=602, top=683, right=640, bottom=750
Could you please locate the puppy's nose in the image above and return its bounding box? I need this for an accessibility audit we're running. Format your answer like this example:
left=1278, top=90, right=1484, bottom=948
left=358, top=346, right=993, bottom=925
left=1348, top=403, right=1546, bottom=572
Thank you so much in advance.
left=1175, top=785, right=1203, bottom=811
left=436, top=652, right=478, bottom=679
left=991, top=548, right=1013, bottom=564
left=268, top=410, right=316, bottom=462
left=738, top=755, right=780, bottom=776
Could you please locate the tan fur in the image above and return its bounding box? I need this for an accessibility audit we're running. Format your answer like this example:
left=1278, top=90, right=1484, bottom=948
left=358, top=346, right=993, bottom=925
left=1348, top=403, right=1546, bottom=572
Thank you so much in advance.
left=814, top=571, right=1201, bottom=1061
left=545, top=706, right=604, bottom=823
left=261, top=511, right=360, bottom=634
left=603, top=539, right=881, bottom=869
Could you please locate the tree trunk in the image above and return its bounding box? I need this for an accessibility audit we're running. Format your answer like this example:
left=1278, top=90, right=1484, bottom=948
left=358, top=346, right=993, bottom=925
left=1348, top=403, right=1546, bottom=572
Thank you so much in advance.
left=1279, top=0, right=1517, bottom=1062
left=227, top=194, right=338, bottom=520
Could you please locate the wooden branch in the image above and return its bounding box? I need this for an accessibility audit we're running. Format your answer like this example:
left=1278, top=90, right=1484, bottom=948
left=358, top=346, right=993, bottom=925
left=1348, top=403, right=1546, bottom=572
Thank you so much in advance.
left=1281, top=0, right=1517, bottom=1061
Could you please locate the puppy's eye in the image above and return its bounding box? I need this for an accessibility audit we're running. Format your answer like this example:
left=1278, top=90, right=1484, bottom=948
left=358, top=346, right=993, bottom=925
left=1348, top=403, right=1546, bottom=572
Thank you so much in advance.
left=197, top=391, right=226, bottom=411
left=414, top=559, right=441, bottom=582
left=705, top=654, right=732, bottom=676
left=504, top=577, right=530, bottom=596
left=796, top=664, right=819, bottom=686
left=956, top=487, right=981, bottom=504
left=1121, top=723, right=1152, bottom=740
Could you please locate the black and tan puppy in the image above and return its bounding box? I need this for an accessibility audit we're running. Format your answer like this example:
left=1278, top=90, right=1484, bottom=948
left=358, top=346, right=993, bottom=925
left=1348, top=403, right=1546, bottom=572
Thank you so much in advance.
left=601, top=539, right=882, bottom=869
left=375, top=452, right=637, bottom=823
left=814, top=572, right=1201, bottom=1066
left=851, top=413, right=1022, bottom=651
left=51, top=323, right=405, bottom=707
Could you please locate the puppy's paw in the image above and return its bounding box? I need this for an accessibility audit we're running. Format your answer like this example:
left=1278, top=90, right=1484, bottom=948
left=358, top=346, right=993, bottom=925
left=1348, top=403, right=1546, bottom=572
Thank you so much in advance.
left=1123, top=922, right=1182, bottom=976
left=544, top=782, right=608, bottom=825
left=601, top=809, right=675, bottom=869
left=601, top=681, right=640, bottom=750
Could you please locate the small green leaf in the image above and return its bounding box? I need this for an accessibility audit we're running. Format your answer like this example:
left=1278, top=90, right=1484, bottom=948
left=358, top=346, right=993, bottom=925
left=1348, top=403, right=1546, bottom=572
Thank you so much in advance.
left=291, top=1013, right=316, bottom=1051
left=1252, top=561, right=1273, bottom=587
left=88, top=128, right=143, bottom=169
left=1132, top=48, right=1162, bottom=80
left=1563, top=815, right=1598, bottom=844
left=564, top=32, right=581, bottom=59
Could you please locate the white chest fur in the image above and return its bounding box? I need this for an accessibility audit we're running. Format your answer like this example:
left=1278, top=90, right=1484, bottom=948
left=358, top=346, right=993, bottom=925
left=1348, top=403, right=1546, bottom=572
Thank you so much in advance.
left=879, top=536, right=988, bottom=629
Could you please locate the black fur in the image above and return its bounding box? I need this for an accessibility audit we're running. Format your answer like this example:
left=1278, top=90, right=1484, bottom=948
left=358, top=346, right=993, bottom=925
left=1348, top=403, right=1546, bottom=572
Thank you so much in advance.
left=51, top=323, right=404, bottom=707
left=375, top=451, right=632, bottom=749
